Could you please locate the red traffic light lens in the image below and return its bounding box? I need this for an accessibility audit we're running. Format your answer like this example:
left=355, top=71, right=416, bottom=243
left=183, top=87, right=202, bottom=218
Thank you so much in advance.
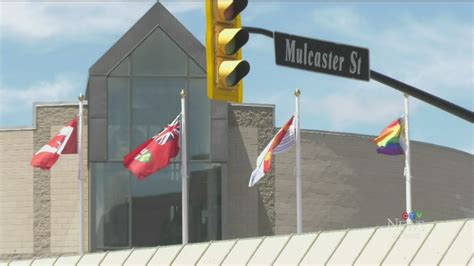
left=223, top=0, right=248, bottom=21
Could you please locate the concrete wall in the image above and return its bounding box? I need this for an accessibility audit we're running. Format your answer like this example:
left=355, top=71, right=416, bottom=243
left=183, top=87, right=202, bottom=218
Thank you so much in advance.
left=275, top=130, right=474, bottom=235
left=0, top=104, right=89, bottom=261
left=224, top=104, right=275, bottom=238
left=224, top=125, right=259, bottom=239
left=0, top=130, right=34, bottom=260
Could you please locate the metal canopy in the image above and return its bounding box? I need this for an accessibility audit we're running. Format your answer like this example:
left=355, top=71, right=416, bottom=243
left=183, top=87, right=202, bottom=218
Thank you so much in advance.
left=7, top=218, right=473, bottom=265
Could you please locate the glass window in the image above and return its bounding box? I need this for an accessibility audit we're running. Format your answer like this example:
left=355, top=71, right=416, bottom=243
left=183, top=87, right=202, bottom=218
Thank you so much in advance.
left=189, top=58, right=205, bottom=77
left=108, top=78, right=130, bottom=160
left=131, top=78, right=185, bottom=150
left=94, top=25, right=222, bottom=251
left=188, top=163, right=222, bottom=243
left=131, top=28, right=187, bottom=76
left=131, top=164, right=181, bottom=246
left=128, top=163, right=221, bottom=246
left=93, top=163, right=130, bottom=249
left=110, top=57, right=129, bottom=76
left=188, top=78, right=210, bottom=160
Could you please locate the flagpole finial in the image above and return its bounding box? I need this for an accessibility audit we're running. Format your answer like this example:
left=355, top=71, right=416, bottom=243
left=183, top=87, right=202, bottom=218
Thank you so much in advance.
left=295, top=88, right=301, bottom=97
left=180, top=89, right=186, bottom=98
left=78, top=93, right=85, bottom=101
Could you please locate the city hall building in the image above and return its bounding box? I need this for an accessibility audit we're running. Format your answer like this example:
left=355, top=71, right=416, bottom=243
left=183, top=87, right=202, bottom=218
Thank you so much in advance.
left=0, top=2, right=472, bottom=261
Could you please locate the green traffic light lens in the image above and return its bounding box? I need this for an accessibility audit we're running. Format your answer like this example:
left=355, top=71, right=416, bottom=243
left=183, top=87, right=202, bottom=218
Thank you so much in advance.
left=226, top=60, right=250, bottom=87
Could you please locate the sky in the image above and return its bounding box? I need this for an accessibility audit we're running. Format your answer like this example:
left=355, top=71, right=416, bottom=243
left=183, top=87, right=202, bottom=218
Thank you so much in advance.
left=0, top=1, right=472, bottom=154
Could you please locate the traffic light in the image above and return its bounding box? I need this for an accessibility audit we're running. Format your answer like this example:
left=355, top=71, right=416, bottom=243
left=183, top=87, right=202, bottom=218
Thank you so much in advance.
left=206, top=0, right=250, bottom=103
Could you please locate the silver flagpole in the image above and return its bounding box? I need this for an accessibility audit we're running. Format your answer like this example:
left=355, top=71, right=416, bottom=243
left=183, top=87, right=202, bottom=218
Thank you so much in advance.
left=295, top=89, right=302, bottom=234
left=78, top=93, right=85, bottom=255
left=404, top=94, right=413, bottom=224
left=180, top=89, right=189, bottom=244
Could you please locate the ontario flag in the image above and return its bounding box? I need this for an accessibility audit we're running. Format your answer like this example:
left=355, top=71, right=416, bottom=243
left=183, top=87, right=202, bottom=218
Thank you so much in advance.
left=31, top=117, right=78, bottom=170
left=249, top=116, right=296, bottom=187
left=124, top=114, right=181, bottom=180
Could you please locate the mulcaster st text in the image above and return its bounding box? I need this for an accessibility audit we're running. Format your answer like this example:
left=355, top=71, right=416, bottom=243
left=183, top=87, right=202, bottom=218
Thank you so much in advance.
left=284, top=39, right=362, bottom=75
left=274, top=32, right=370, bottom=81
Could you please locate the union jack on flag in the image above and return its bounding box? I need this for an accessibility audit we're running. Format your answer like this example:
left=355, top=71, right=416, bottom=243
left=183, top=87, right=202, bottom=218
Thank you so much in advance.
left=124, top=113, right=182, bottom=180
left=154, top=115, right=181, bottom=145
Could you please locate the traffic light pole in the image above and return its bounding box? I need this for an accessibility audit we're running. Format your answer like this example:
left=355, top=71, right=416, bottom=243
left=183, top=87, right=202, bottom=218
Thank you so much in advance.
left=369, top=71, right=473, bottom=123
left=243, top=26, right=274, bottom=38
left=243, top=26, right=473, bottom=123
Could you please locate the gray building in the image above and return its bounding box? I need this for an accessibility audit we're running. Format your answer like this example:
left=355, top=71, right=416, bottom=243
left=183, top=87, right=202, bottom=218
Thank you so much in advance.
left=0, top=2, right=472, bottom=261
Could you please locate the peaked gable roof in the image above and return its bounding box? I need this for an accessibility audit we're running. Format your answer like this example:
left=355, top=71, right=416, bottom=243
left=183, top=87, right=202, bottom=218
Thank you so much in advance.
left=89, top=2, right=206, bottom=76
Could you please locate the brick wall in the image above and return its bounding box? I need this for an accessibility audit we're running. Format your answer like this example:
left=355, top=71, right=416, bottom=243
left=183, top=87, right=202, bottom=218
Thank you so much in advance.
left=50, top=125, right=88, bottom=254
left=0, top=104, right=89, bottom=262
left=0, top=130, right=34, bottom=260
left=33, top=105, right=89, bottom=258
left=224, top=126, right=259, bottom=238
left=275, top=130, right=473, bottom=234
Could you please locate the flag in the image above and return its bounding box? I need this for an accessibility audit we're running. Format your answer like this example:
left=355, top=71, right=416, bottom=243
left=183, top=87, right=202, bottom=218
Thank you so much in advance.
left=31, top=117, right=78, bottom=170
left=372, top=117, right=406, bottom=155
left=249, top=116, right=295, bottom=187
left=124, top=114, right=180, bottom=180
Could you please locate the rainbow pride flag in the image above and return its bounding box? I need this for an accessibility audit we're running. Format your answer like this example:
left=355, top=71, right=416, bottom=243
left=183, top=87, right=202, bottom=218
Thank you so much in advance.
left=372, top=118, right=406, bottom=156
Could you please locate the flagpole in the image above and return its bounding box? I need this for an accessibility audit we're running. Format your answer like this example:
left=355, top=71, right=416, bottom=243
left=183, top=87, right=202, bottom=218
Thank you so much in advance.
left=180, top=89, right=189, bottom=244
left=404, top=94, right=413, bottom=224
left=78, top=93, right=85, bottom=255
left=295, top=89, right=302, bottom=234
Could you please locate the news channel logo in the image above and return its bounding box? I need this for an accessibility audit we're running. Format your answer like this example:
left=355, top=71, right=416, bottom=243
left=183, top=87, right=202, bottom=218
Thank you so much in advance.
left=402, top=211, right=423, bottom=221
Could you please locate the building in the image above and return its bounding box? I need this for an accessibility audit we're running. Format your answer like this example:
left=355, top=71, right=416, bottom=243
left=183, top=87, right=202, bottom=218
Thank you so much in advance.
left=0, top=2, right=472, bottom=261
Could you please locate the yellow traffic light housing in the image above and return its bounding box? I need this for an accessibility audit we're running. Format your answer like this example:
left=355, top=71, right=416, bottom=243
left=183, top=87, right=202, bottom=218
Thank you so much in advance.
left=206, top=0, right=249, bottom=103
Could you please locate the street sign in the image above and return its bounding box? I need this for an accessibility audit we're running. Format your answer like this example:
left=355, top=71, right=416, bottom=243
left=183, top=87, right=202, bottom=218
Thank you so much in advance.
left=274, top=31, right=370, bottom=81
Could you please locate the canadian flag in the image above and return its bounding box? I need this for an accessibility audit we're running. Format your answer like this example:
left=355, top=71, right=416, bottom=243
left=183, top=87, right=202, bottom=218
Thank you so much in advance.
left=31, top=117, right=78, bottom=170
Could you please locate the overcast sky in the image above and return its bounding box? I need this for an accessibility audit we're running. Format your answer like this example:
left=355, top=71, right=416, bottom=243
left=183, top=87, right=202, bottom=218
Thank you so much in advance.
left=0, top=1, right=472, bottom=153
